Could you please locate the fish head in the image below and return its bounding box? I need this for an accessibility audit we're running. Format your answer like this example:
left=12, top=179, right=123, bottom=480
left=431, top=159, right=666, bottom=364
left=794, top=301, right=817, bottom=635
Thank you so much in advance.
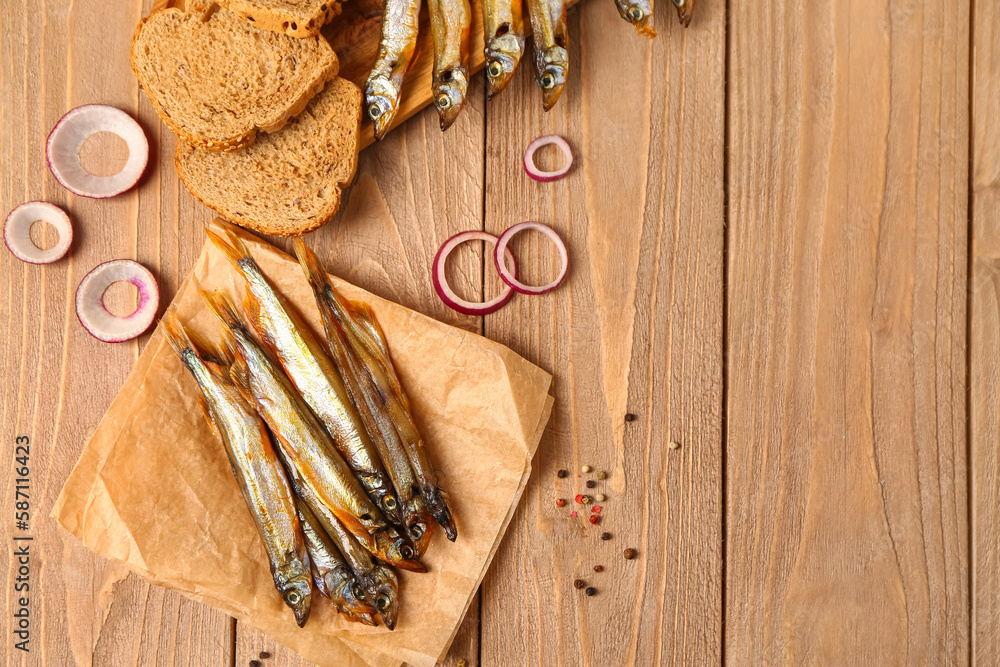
left=616, top=0, right=657, bottom=36
left=433, top=68, right=469, bottom=131
left=405, top=511, right=435, bottom=555
left=536, top=47, right=569, bottom=112
left=332, top=577, right=378, bottom=626
left=365, top=75, right=400, bottom=140
left=275, top=562, right=313, bottom=627
left=381, top=528, right=428, bottom=572
left=485, top=33, right=524, bottom=99
left=365, top=563, right=400, bottom=630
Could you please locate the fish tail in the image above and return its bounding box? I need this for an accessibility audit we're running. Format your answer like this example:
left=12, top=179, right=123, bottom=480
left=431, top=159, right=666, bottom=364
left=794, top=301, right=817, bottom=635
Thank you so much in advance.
left=200, top=289, right=243, bottom=330
left=205, top=228, right=255, bottom=282
left=161, top=313, right=195, bottom=357
left=228, top=352, right=255, bottom=404
left=292, top=237, right=330, bottom=293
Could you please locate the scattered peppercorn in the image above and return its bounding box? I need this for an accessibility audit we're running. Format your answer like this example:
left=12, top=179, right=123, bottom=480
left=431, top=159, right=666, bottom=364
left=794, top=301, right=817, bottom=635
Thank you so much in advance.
left=570, top=511, right=578, bottom=517
left=669, top=441, right=681, bottom=450
left=595, top=470, right=607, bottom=480
left=557, top=469, right=568, bottom=478
left=625, top=413, right=636, bottom=422
left=250, top=661, right=262, bottom=667
left=589, top=515, right=600, bottom=525
left=457, top=660, right=468, bottom=667
left=581, top=495, right=593, bottom=504
left=556, top=498, right=566, bottom=507
left=592, top=505, right=602, bottom=514
left=574, top=579, right=586, bottom=589
left=581, top=465, right=592, bottom=473
left=585, top=587, right=597, bottom=596
left=624, top=548, right=637, bottom=560
left=586, top=480, right=596, bottom=488
left=575, top=494, right=584, bottom=504
left=594, top=565, right=603, bottom=572
left=259, top=652, right=271, bottom=659
left=595, top=494, right=607, bottom=502
left=601, top=532, right=612, bottom=540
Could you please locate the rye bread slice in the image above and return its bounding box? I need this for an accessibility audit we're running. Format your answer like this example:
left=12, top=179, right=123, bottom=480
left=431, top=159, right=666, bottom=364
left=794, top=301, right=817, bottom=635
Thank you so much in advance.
left=219, top=0, right=343, bottom=38
left=131, top=5, right=338, bottom=152
left=175, top=77, right=362, bottom=237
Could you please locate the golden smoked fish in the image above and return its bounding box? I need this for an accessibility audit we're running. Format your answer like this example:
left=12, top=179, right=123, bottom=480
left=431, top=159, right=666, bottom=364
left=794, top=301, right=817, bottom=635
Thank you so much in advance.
left=202, top=290, right=426, bottom=574
left=427, top=0, right=471, bottom=129
left=614, top=0, right=656, bottom=36
left=289, top=475, right=401, bottom=630
left=483, top=0, right=525, bottom=98
left=162, top=315, right=312, bottom=627
left=294, top=240, right=457, bottom=545
left=524, top=0, right=568, bottom=110
left=365, top=0, right=422, bottom=139
left=294, top=497, right=377, bottom=625
left=207, top=230, right=402, bottom=527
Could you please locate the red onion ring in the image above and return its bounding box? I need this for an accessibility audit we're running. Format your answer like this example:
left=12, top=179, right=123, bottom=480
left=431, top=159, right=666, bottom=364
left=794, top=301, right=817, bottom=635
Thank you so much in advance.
left=4, top=202, right=73, bottom=264
left=433, top=231, right=518, bottom=315
left=523, top=134, right=573, bottom=182
left=494, top=221, right=569, bottom=295
left=76, top=260, right=160, bottom=343
left=47, top=105, right=149, bottom=198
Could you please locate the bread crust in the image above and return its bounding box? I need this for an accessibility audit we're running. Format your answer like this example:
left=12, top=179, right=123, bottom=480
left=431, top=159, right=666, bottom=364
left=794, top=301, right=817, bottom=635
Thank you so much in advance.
left=217, top=0, right=343, bottom=38
left=130, top=7, right=338, bottom=152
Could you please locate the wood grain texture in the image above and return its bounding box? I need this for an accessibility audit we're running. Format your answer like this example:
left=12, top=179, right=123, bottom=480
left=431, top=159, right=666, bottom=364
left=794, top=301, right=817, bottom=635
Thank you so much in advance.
left=0, top=0, right=234, bottom=664
left=972, top=0, right=1000, bottom=662
left=479, top=0, right=725, bottom=664
left=726, top=0, right=970, bottom=663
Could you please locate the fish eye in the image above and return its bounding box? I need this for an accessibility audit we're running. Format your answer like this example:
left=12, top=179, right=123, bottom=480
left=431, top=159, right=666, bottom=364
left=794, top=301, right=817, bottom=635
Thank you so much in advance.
left=383, top=496, right=397, bottom=511
left=286, top=590, right=302, bottom=605
left=436, top=93, right=452, bottom=110
left=353, top=584, right=365, bottom=600
left=628, top=5, right=644, bottom=20
left=376, top=593, right=391, bottom=610
left=368, top=103, right=382, bottom=119
left=410, top=524, right=424, bottom=540
left=400, top=544, right=415, bottom=559
left=488, top=61, right=504, bottom=78
left=541, top=74, right=555, bottom=89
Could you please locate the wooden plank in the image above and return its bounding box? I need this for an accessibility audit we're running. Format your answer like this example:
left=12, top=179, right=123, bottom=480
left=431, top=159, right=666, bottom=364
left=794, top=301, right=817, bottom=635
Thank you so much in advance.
left=233, top=40, right=489, bottom=666
left=0, top=0, right=235, bottom=664
left=971, top=0, right=1000, bottom=662
left=479, top=0, right=725, bottom=664
left=726, top=0, right=970, bottom=663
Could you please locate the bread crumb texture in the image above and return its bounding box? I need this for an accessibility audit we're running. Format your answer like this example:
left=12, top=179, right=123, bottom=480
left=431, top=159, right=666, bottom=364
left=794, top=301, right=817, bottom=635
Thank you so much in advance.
left=131, top=6, right=338, bottom=150
left=176, top=77, right=362, bottom=236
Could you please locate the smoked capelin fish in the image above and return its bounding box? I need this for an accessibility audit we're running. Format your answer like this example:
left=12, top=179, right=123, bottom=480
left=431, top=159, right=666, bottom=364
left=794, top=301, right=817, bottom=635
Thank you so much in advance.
left=288, top=474, right=400, bottom=630
left=294, top=239, right=458, bottom=544
left=483, top=0, right=525, bottom=97
left=524, top=0, right=568, bottom=110
left=294, top=497, right=377, bottom=625
left=201, top=289, right=427, bottom=574
left=614, top=0, right=656, bottom=36
left=206, top=230, right=402, bottom=527
left=427, top=0, right=471, bottom=129
left=162, top=315, right=312, bottom=627
left=365, top=0, right=422, bottom=139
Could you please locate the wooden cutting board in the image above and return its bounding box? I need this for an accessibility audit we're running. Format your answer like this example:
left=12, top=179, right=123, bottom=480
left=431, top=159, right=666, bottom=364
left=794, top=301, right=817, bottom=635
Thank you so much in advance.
left=159, top=0, right=576, bottom=148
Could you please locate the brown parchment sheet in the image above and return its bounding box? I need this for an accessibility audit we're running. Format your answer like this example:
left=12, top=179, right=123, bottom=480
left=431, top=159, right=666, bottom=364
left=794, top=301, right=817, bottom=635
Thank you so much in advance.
left=52, top=219, right=554, bottom=667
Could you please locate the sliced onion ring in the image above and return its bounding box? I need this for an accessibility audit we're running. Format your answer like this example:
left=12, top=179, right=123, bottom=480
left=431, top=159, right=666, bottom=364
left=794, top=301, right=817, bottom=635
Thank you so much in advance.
left=523, top=134, right=573, bottom=182
left=433, top=231, right=518, bottom=315
left=4, top=202, right=73, bottom=264
left=494, top=221, right=569, bottom=295
left=47, top=105, right=149, bottom=198
left=76, top=260, right=160, bottom=343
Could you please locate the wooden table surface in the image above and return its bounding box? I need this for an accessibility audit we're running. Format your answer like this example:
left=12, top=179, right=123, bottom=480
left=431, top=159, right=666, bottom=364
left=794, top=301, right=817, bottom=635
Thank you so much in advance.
left=0, top=0, right=996, bottom=664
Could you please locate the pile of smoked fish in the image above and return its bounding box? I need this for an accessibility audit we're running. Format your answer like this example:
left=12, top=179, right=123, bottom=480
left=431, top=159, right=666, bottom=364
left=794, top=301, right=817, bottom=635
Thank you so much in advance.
left=163, top=230, right=456, bottom=630
left=365, top=0, right=694, bottom=136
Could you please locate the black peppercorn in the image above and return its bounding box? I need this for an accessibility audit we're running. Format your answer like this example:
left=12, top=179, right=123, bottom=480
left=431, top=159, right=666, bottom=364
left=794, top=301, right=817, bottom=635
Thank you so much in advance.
left=585, top=587, right=597, bottom=596
left=557, top=469, right=568, bottom=478
left=586, top=480, right=596, bottom=488
left=574, top=579, right=585, bottom=589
left=259, top=652, right=271, bottom=659
left=624, top=548, right=637, bottom=560
left=601, top=532, right=612, bottom=540
left=625, top=413, right=636, bottom=422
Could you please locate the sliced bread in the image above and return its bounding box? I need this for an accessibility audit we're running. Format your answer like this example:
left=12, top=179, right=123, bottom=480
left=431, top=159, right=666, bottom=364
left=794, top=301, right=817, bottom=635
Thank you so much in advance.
left=175, top=77, right=362, bottom=237
left=218, top=0, right=343, bottom=38
left=131, top=5, right=339, bottom=151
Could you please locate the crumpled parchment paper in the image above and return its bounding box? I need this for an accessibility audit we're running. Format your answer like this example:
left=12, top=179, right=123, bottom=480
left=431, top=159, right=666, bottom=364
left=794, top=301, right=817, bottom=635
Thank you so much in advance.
left=52, top=219, right=553, bottom=667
